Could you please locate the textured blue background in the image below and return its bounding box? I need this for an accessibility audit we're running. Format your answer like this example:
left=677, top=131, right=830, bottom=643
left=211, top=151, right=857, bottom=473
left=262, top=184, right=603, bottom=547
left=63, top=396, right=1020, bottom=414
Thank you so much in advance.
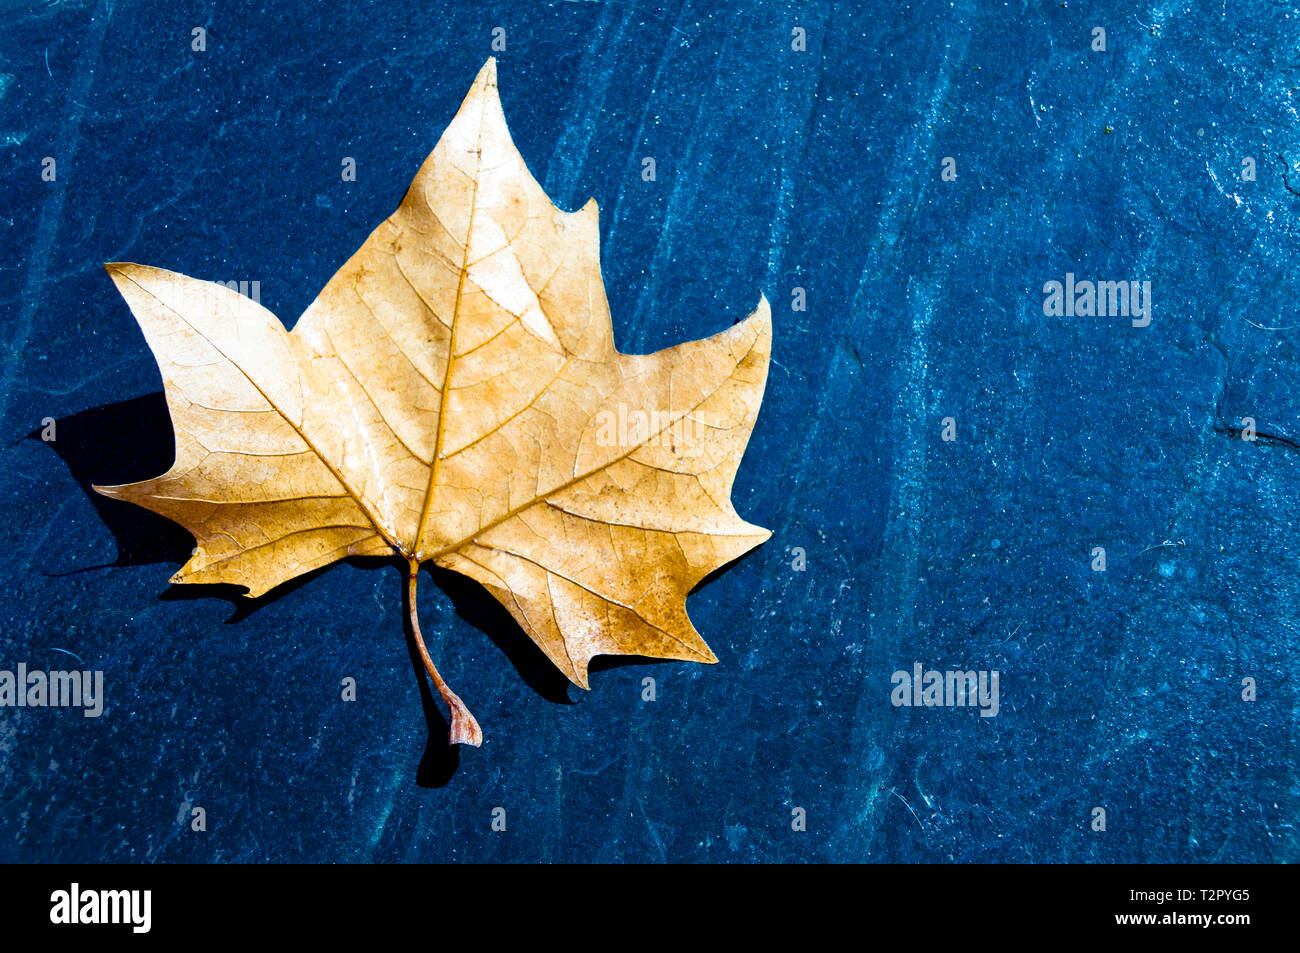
left=1, top=0, right=1296, bottom=862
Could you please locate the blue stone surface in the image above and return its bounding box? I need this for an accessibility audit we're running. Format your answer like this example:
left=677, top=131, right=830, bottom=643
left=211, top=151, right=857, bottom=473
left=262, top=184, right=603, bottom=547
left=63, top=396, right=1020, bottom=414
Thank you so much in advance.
left=0, top=0, right=1295, bottom=862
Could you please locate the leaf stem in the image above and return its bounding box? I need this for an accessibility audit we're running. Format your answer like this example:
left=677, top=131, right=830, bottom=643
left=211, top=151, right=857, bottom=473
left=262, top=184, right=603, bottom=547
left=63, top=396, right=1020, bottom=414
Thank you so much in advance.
left=406, top=558, right=482, bottom=747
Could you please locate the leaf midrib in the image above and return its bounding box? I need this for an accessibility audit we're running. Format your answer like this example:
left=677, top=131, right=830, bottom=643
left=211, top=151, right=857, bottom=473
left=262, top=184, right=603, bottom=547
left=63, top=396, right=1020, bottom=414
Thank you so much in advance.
left=411, top=78, right=488, bottom=558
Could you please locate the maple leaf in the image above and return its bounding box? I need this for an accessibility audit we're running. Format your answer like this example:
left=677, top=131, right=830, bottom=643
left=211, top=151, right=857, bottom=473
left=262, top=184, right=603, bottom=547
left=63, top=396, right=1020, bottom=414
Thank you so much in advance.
left=94, top=58, right=772, bottom=747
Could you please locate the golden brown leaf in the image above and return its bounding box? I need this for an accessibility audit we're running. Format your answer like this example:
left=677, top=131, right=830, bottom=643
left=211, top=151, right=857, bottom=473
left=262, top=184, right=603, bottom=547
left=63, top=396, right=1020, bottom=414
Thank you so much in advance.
left=94, top=58, right=772, bottom=746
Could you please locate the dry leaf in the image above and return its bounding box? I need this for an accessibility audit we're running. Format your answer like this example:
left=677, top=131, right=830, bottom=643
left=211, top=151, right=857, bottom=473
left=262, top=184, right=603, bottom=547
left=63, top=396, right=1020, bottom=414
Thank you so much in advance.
left=94, top=58, right=772, bottom=746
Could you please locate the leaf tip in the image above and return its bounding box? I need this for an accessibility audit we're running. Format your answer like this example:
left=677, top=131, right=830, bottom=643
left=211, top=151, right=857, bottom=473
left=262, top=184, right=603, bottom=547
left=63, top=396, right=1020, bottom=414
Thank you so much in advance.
left=473, top=56, right=498, bottom=96
left=103, top=261, right=158, bottom=297
left=103, top=262, right=128, bottom=287
left=103, top=261, right=138, bottom=280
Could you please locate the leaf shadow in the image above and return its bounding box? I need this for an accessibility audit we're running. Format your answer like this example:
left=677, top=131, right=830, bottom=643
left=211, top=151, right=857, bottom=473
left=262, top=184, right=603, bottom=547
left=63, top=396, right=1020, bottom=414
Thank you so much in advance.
left=423, top=564, right=574, bottom=705
left=33, top=392, right=194, bottom=571
left=587, top=654, right=677, bottom=676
